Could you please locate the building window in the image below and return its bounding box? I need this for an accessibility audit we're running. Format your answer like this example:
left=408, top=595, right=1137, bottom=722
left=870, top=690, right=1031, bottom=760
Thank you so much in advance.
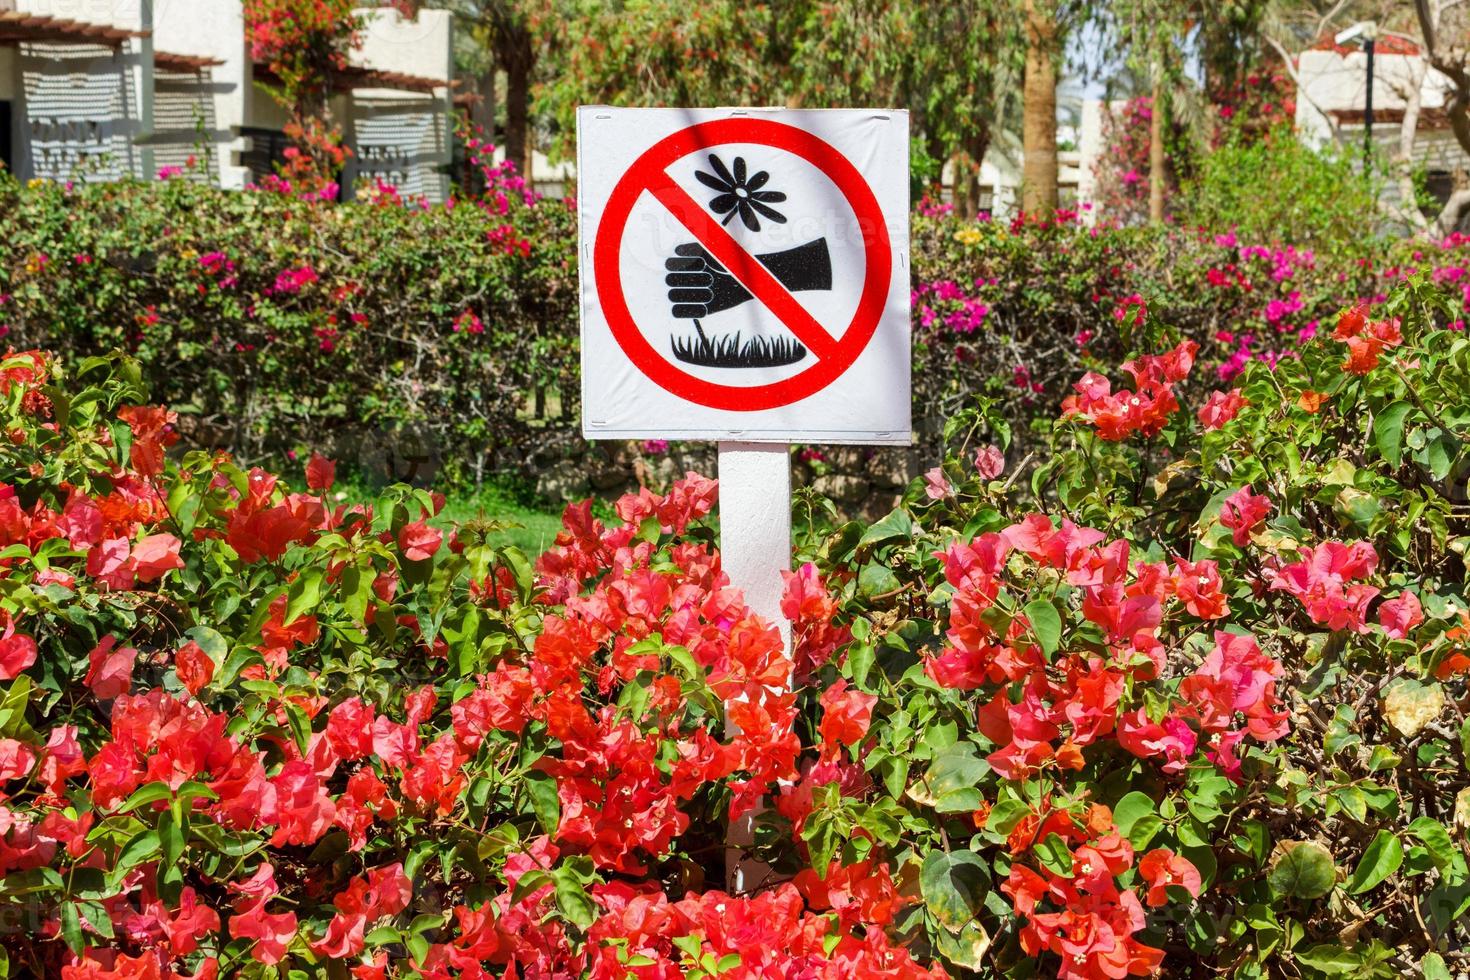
left=239, top=126, right=290, bottom=184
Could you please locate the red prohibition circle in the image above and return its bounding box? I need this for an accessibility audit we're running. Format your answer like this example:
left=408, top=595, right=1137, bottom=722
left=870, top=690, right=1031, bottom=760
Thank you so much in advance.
left=593, top=117, right=892, bottom=411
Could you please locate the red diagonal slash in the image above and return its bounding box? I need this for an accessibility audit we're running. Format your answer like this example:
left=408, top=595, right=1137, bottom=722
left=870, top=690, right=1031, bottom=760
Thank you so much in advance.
left=644, top=170, right=841, bottom=361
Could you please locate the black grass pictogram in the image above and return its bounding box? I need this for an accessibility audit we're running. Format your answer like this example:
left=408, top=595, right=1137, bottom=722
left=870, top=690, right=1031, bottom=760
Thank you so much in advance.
left=671, top=321, right=807, bottom=368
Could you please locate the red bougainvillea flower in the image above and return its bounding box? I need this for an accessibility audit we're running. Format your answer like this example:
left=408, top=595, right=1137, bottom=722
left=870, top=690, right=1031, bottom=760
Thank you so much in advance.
left=305, top=452, right=336, bottom=491
left=794, top=860, right=909, bottom=927
left=1341, top=334, right=1383, bottom=374
left=1171, top=558, right=1229, bottom=620
left=781, top=562, right=851, bottom=681
left=817, top=679, right=877, bottom=758
left=1138, top=848, right=1203, bottom=906
left=0, top=616, right=37, bottom=680
left=1061, top=340, right=1197, bottom=441
left=174, top=640, right=215, bottom=695
left=1333, top=301, right=1370, bottom=339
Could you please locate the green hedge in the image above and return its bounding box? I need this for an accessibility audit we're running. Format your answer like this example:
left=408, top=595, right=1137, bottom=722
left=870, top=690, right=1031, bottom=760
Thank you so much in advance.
left=1, top=174, right=1454, bottom=495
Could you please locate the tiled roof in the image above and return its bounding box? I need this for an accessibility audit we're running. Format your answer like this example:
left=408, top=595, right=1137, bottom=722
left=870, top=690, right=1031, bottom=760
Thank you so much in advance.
left=0, top=10, right=145, bottom=45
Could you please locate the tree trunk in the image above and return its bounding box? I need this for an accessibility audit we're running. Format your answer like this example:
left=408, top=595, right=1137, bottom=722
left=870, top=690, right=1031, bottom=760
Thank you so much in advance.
left=1021, top=0, right=1059, bottom=215
left=1148, top=77, right=1166, bottom=223
left=965, top=127, right=991, bottom=217
left=951, top=151, right=970, bottom=217
left=471, top=65, right=496, bottom=141
left=502, top=39, right=533, bottom=180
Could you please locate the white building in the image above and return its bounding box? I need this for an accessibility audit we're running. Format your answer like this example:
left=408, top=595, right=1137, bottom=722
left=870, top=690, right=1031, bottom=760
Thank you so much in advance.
left=0, top=0, right=455, bottom=200
left=1295, top=40, right=1469, bottom=213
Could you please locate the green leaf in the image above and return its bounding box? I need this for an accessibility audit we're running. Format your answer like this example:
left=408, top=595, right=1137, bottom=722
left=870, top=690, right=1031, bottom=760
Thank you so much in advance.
left=1022, top=598, right=1062, bottom=656
left=1421, top=952, right=1451, bottom=980
left=118, top=782, right=174, bottom=813
left=553, top=868, right=598, bottom=929
left=931, top=919, right=991, bottom=970
left=920, top=850, right=991, bottom=931
left=1127, top=814, right=1164, bottom=850
left=1035, top=833, right=1073, bottom=878
left=925, top=743, right=990, bottom=798
left=858, top=562, right=901, bottom=599
left=857, top=509, right=913, bottom=550
left=1112, top=791, right=1154, bottom=836
left=1269, top=841, right=1336, bottom=899
left=983, top=798, right=1029, bottom=836
left=340, top=564, right=374, bottom=623
left=1346, top=830, right=1402, bottom=894
left=1294, top=943, right=1361, bottom=973
left=1406, top=818, right=1456, bottom=877
left=524, top=770, right=560, bottom=835
left=112, top=830, right=161, bottom=880
left=284, top=568, right=323, bottom=624
left=1373, top=401, right=1413, bottom=468
left=59, top=902, right=83, bottom=955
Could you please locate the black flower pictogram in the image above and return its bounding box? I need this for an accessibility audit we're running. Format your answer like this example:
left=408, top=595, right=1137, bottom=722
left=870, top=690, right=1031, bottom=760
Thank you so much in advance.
left=695, top=154, right=787, bottom=232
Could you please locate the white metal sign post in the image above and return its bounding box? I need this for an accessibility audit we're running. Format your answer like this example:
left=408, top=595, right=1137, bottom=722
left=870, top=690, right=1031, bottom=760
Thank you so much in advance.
left=576, top=106, right=910, bottom=885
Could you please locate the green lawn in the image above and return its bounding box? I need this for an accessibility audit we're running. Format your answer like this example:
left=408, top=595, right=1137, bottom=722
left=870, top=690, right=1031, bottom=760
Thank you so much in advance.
left=434, top=482, right=566, bottom=554
left=324, top=474, right=566, bottom=556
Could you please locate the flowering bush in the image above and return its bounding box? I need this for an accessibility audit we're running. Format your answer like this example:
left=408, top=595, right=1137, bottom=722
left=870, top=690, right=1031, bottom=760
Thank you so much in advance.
left=2, top=264, right=1467, bottom=976
left=0, top=152, right=574, bottom=488
left=3, top=159, right=1470, bottom=500
left=845, top=274, right=1470, bottom=976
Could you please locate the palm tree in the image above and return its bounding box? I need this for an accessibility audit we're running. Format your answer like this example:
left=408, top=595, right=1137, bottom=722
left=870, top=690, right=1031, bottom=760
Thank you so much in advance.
left=1022, top=0, right=1060, bottom=214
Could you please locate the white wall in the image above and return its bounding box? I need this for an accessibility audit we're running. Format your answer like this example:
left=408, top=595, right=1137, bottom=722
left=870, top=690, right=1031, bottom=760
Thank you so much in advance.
left=14, top=0, right=145, bottom=30
left=1076, top=98, right=1104, bottom=218
left=348, top=7, right=453, bottom=202
left=152, top=0, right=250, bottom=186
left=1295, top=48, right=1454, bottom=147
left=353, top=7, right=452, bottom=82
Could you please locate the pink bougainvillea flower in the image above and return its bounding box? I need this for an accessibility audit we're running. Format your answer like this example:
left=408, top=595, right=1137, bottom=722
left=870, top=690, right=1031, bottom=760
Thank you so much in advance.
left=86, top=536, right=134, bottom=591
left=1219, top=486, right=1271, bottom=547
left=84, top=636, right=137, bottom=700
left=974, top=444, right=1006, bottom=479
left=397, top=520, right=442, bottom=562
left=130, top=532, right=184, bottom=583
left=230, top=894, right=297, bottom=965
left=1378, top=591, right=1423, bottom=640
left=1197, top=388, right=1247, bottom=430
left=923, top=466, right=950, bottom=500
left=1269, top=540, right=1379, bottom=632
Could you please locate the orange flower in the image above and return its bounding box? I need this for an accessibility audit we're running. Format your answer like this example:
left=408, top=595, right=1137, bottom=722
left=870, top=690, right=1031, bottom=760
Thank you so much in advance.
left=1297, top=390, right=1328, bottom=413
left=1342, top=335, right=1383, bottom=375
left=1333, top=301, right=1369, bottom=339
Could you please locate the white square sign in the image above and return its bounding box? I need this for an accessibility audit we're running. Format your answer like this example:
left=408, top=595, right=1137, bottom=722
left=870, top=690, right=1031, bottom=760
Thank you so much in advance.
left=577, top=107, right=911, bottom=444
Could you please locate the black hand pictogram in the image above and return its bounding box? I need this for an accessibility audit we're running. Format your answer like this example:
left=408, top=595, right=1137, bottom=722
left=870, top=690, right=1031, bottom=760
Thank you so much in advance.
left=664, top=243, right=753, bottom=319
left=664, top=239, right=833, bottom=319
